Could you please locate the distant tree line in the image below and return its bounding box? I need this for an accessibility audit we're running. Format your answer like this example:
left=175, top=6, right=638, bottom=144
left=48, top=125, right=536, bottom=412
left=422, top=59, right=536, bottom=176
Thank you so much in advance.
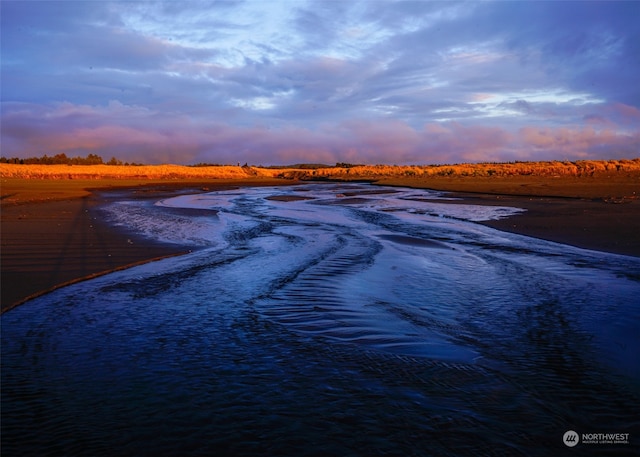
left=189, top=162, right=226, bottom=167
left=0, top=154, right=238, bottom=167
left=0, top=153, right=142, bottom=166
left=335, top=162, right=363, bottom=168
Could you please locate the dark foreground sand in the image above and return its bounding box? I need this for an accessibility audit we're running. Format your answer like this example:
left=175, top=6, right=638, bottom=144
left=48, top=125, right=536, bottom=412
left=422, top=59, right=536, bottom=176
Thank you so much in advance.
left=0, top=192, right=188, bottom=312
left=441, top=192, right=640, bottom=257
left=377, top=174, right=640, bottom=257
left=2, top=178, right=639, bottom=312
left=0, top=180, right=291, bottom=312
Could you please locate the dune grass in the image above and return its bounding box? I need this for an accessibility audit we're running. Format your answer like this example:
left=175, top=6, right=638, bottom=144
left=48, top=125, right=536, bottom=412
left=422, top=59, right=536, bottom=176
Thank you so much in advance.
left=2, top=159, right=639, bottom=203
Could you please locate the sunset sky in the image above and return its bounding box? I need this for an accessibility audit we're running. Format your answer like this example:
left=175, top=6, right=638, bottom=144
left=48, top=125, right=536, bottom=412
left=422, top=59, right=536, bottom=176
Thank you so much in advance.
left=1, top=1, right=639, bottom=165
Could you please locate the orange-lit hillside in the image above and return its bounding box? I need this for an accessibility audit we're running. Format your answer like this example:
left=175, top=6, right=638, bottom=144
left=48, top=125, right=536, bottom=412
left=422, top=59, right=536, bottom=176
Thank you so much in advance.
left=0, top=164, right=284, bottom=180
left=277, top=159, right=640, bottom=180
left=2, top=159, right=639, bottom=181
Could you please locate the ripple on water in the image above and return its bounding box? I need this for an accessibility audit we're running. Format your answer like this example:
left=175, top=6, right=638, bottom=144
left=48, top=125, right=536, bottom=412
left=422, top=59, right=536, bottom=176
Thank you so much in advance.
left=2, top=183, right=639, bottom=457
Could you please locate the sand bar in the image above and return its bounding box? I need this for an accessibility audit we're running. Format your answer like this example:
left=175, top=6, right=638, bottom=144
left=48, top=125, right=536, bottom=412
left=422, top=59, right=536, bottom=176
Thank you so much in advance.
left=0, top=178, right=296, bottom=312
left=375, top=174, right=640, bottom=257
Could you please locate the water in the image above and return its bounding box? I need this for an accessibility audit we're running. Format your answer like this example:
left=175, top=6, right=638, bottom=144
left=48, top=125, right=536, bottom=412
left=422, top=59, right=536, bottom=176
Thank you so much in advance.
left=2, top=183, right=639, bottom=456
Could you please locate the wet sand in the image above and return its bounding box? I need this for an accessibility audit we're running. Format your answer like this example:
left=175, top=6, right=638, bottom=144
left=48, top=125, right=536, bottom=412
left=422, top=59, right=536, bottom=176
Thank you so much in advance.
left=472, top=195, right=640, bottom=257
left=415, top=192, right=640, bottom=258
left=0, top=194, right=188, bottom=312
left=376, top=174, right=640, bottom=257
left=2, top=177, right=639, bottom=312
left=1, top=180, right=295, bottom=312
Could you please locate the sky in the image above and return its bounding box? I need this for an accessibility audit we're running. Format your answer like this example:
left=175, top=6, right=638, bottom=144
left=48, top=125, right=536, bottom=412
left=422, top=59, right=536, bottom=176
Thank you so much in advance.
left=1, top=0, right=639, bottom=165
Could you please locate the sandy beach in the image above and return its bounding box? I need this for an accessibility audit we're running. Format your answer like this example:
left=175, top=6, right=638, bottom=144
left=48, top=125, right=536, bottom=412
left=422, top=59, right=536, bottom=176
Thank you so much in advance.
left=1, top=192, right=188, bottom=311
left=375, top=173, right=640, bottom=256
left=0, top=178, right=295, bottom=312
left=2, top=176, right=639, bottom=312
left=411, top=192, right=640, bottom=258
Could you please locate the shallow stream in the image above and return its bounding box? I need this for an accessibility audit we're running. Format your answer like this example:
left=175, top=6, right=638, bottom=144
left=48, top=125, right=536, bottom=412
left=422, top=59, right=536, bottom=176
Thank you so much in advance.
left=2, top=183, right=639, bottom=456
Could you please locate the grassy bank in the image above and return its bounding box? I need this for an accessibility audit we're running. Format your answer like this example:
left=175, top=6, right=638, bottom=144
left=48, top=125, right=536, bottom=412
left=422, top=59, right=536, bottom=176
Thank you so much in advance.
left=2, top=159, right=639, bottom=202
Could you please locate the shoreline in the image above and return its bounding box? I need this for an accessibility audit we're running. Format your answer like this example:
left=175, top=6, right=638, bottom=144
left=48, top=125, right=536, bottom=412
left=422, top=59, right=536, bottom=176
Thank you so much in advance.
left=1, top=252, right=187, bottom=315
left=438, top=191, right=640, bottom=257
left=2, top=177, right=639, bottom=312
left=372, top=176, right=640, bottom=257
left=1, top=179, right=302, bottom=312
left=1, top=192, right=187, bottom=312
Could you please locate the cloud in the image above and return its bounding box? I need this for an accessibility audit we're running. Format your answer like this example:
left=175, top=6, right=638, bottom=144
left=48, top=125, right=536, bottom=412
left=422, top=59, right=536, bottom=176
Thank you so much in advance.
left=498, top=100, right=534, bottom=115
left=2, top=100, right=637, bottom=166
left=519, top=126, right=639, bottom=158
left=1, top=1, right=638, bottom=165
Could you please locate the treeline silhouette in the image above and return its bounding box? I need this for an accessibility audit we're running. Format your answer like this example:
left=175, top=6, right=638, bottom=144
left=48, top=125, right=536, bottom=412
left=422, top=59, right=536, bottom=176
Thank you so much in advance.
left=0, top=153, right=135, bottom=166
